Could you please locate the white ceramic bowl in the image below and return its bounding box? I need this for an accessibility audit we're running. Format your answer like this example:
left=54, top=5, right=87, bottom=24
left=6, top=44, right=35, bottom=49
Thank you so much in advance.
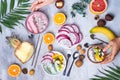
left=41, top=51, right=66, bottom=75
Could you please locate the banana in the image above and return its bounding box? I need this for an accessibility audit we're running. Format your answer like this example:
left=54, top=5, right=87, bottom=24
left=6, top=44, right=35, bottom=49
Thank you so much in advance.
left=90, top=26, right=116, bottom=40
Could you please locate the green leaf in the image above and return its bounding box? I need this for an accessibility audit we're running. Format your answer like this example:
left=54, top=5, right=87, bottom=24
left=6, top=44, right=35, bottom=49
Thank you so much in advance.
left=91, top=65, right=120, bottom=80
left=94, top=75, right=111, bottom=80
left=10, top=0, right=15, bottom=12
left=18, top=0, right=30, bottom=6
left=1, top=21, right=14, bottom=28
left=19, top=3, right=31, bottom=7
left=0, top=0, right=2, bottom=19
left=14, top=10, right=30, bottom=14
left=1, top=19, right=17, bottom=27
left=108, top=66, right=120, bottom=74
left=103, top=69, right=120, bottom=79
left=0, top=0, right=31, bottom=32
left=16, top=8, right=29, bottom=11
left=1, top=0, right=7, bottom=17
left=0, top=25, right=2, bottom=33
left=98, top=69, right=118, bottom=80
left=114, top=64, right=120, bottom=70
left=18, top=0, right=23, bottom=6
left=7, top=13, right=26, bottom=19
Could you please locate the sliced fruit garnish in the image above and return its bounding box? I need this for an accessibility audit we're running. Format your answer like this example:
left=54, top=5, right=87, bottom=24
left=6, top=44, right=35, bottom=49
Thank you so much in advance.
left=56, top=24, right=83, bottom=48
left=43, top=33, right=55, bottom=45
left=8, top=64, right=21, bottom=77
left=54, top=13, right=66, bottom=25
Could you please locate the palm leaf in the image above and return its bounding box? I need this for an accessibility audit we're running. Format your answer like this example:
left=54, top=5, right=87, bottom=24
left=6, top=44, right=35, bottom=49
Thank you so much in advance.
left=103, top=69, right=120, bottom=79
left=1, top=0, right=7, bottom=17
left=0, top=0, right=2, bottom=19
left=10, top=0, right=15, bottom=12
left=0, top=0, right=31, bottom=33
left=0, top=25, right=2, bottom=33
left=90, top=65, right=120, bottom=80
left=98, top=69, right=119, bottom=80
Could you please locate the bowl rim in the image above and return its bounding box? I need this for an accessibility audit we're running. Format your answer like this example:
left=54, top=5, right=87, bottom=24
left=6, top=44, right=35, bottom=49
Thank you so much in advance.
left=25, top=11, right=48, bottom=34
left=41, top=51, right=66, bottom=76
left=87, top=45, right=106, bottom=63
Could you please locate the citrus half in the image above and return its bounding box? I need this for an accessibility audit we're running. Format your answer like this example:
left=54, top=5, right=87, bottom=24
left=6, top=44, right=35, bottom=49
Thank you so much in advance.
left=43, top=33, right=55, bottom=45
left=8, top=64, right=21, bottom=77
left=54, top=13, right=66, bottom=25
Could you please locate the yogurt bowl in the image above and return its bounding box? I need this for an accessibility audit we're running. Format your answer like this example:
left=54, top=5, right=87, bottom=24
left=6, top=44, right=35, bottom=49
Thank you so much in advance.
left=41, top=51, right=66, bottom=75
left=25, top=11, right=48, bottom=34
left=87, top=45, right=106, bottom=63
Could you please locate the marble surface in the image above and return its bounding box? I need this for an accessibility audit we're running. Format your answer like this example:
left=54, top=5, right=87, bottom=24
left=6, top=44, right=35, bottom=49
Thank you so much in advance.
left=0, top=0, right=120, bottom=80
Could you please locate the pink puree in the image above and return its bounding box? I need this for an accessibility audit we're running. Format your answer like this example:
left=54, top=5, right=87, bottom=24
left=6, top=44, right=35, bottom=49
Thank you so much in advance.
left=26, top=12, right=48, bottom=34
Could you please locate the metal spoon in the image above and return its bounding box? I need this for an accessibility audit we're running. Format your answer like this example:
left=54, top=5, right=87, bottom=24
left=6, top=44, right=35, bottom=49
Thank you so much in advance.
left=63, top=51, right=71, bottom=75
left=67, top=51, right=79, bottom=76
left=84, top=43, right=103, bottom=48
left=90, top=34, right=108, bottom=44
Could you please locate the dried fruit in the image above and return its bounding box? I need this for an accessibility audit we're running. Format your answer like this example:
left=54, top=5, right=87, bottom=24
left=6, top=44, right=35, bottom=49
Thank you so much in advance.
left=94, top=15, right=99, bottom=20
left=80, top=49, right=86, bottom=54
left=79, top=55, right=85, bottom=61
left=55, top=0, right=64, bottom=9
left=29, top=69, right=35, bottom=75
left=8, top=64, right=21, bottom=77
left=48, top=44, right=53, bottom=51
left=76, top=45, right=82, bottom=50
left=75, top=59, right=83, bottom=67
left=28, top=34, right=34, bottom=39
left=84, top=43, right=89, bottom=48
left=97, top=19, right=106, bottom=26
left=22, top=68, right=28, bottom=74
left=105, top=14, right=114, bottom=21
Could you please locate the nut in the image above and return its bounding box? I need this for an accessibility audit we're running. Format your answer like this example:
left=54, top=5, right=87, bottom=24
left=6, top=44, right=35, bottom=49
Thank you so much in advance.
left=29, top=69, right=35, bottom=75
left=79, top=55, right=85, bottom=61
left=105, top=14, right=114, bottom=21
left=22, top=68, right=28, bottom=74
left=55, top=0, right=64, bottom=9
left=97, top=19, right=106, bottom=26
left=48, top=44, right=53, bottom=51
left=84, top=43, right=89, bottom=48
left=80, top=49, right=86, bottom=54
left=76, top=45, right=82, bottom=50
left=94, top=15, right=99, bottom=20
left=75, top=59, right=83, bottom=67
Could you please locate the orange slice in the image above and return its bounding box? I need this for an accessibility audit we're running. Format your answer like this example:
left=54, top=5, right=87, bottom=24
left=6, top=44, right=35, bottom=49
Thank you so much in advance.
left=8, top=64, right=21, bottom=77
left=54, top=13, right=66, bottom=25
left=43, top=33, right=55, bottom=45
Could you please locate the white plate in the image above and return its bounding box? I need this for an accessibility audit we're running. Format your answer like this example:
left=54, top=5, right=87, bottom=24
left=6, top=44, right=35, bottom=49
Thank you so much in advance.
left=41, top=51, right=66, bottom=75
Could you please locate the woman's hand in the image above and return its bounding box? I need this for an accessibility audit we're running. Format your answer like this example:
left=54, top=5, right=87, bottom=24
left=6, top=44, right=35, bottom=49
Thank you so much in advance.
left=30, top=0, right=55, bottom=12
left=101, top=37, right=120, bottom=64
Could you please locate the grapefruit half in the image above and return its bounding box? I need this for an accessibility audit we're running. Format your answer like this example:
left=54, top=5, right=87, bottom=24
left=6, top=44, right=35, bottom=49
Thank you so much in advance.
left=89, top=0, right=108, bottom=15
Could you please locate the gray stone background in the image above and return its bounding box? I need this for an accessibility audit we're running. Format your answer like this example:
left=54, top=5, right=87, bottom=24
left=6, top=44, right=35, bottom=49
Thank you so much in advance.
left=0, top=0, right=120, bottom=80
